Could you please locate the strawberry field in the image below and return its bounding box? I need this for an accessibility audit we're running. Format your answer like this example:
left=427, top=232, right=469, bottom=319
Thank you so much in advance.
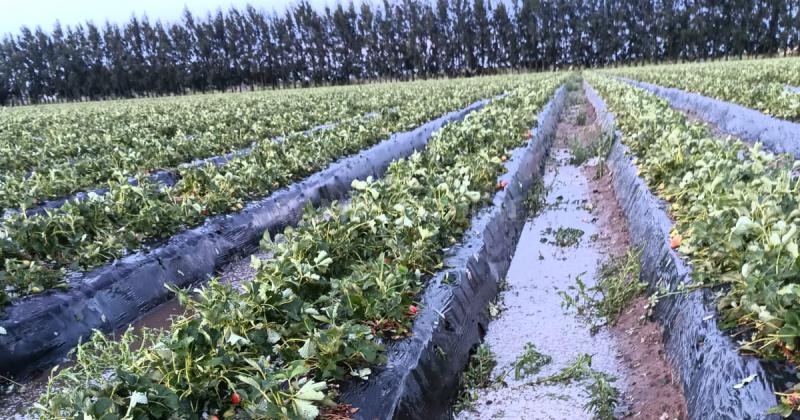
left=605, top=57, right=800, bottom=121
left=0, top=76, right=526, bottom=305
left=17, top=73, right=565, bottom=418
left=587, top=71, right=800, bottom=417
left=5, top=58, right=800, bottom=419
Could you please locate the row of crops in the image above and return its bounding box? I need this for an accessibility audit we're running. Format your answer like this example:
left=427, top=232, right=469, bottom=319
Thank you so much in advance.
left=587, top=73, right=800, bottom=415
left=0, top=79, right=517, bottom=212
left=29, top=74, right=565, bottom=418
left=0, top=76, right=530, bottom=306
left=7, top=58, right=800, bottom=418
left=605, top=57, right=800, bottom=121
left=0, top=87, right=366, bottom=210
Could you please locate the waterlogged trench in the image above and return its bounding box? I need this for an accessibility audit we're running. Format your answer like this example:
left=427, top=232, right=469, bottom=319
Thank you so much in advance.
left=457, top=86, right=687, bottom=419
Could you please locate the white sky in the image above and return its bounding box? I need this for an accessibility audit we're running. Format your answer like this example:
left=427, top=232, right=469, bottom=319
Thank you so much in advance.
left=0, top=0, right=353, bottom=36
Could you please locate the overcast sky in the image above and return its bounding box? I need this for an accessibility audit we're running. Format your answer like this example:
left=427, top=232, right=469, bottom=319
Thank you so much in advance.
left=0, top=0, right=352, bottom=36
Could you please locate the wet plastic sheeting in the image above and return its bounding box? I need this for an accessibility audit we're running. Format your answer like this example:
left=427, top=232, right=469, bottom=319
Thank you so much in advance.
left=584, top=81, right=780, bottom=419
left=0, top=99, right=489, bottom=377
left=340, top=87, right=566, bottom=420
left=616, top=76, right=800, bottom=159
left=4, top=115, right=367, bottom=218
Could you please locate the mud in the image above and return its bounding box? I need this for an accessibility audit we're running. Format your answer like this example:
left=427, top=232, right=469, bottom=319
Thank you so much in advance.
left=586, top=165, right=687, bottom=420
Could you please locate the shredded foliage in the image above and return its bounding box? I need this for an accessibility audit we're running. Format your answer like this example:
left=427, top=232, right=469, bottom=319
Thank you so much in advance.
left=560, top=249, right=646, bottom=333
left=523, top=179, right=547, bottom=220
left=513, top=342, right=553, bottom=380
left=454, top=344, right=500, bottom=413
left=534, top=353, right=620, bottom=420
left=554, top=227, right=585, bottom=247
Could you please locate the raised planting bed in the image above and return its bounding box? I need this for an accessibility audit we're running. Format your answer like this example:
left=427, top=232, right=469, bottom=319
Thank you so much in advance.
left=615, top=76, right=800, bottom=158
left=2, top=116, right=354, bottom=219
left=0, top=80, right=489, bottom=215
left=340, top=85, right=566, bottom=420
left=604, top=58, right=800, bottom=122
left=29, top=75, right=566, bottom=419
left=0, top=97, right=490, bottom=378
left=585, top=78, right=784, bottom=419
left=0, top=81, right=518, bottom=307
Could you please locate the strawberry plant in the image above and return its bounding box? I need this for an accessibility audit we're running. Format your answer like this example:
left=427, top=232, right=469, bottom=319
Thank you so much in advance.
left=606, top=57, right=800, bottom=121
left=31, top=74, right=567, bottom=418
left=0, top=76, right=520, bottom=212
left=0, top=75, right=533, bottom=304
left=588, top=73, right=800, bottom=416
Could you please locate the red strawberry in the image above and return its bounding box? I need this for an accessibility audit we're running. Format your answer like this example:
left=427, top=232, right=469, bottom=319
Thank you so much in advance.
left=231, top=392, right=241, bottom=405
left=670, top=233, right=682, bottom=249
left=408, top=305, right=418, bottom=316
left=526, top=130, right=533, bottom=139
left=496, top=180, right=509, bottom=191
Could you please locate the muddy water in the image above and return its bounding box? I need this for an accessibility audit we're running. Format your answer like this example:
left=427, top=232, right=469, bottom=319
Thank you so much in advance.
left=457, top=148, right=630, bottom=420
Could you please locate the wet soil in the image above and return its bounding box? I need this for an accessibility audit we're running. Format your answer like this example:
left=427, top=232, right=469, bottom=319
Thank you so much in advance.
left=456, top=86, right=687, bottom=419
left=585, top=163, right=687, bottom=420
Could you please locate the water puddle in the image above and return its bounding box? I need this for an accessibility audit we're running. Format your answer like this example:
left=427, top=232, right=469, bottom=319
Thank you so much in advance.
left=454, top=83, right=687, bottom=420
left=457, top=148, right=630, bottom=419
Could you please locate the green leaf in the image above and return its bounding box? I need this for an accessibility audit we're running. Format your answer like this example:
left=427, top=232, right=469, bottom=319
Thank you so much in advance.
left=293, top=399, right=319, bottom=420
left=236, top=374, right=263, bottom=391
left=296, top=379, right=326, bottom=401
left=298, top=339, right=316, bottom=359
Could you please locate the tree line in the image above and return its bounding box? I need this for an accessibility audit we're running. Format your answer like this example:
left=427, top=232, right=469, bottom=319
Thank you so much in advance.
left=0, top=0, right=797, bottom=105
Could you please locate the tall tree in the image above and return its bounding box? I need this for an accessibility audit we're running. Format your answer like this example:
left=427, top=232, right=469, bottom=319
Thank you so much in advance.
left=1, top=0, right=798, bottom=104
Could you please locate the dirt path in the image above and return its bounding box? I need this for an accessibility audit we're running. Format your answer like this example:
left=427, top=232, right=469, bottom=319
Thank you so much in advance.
left=456, top=85, right=687, bottom=420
